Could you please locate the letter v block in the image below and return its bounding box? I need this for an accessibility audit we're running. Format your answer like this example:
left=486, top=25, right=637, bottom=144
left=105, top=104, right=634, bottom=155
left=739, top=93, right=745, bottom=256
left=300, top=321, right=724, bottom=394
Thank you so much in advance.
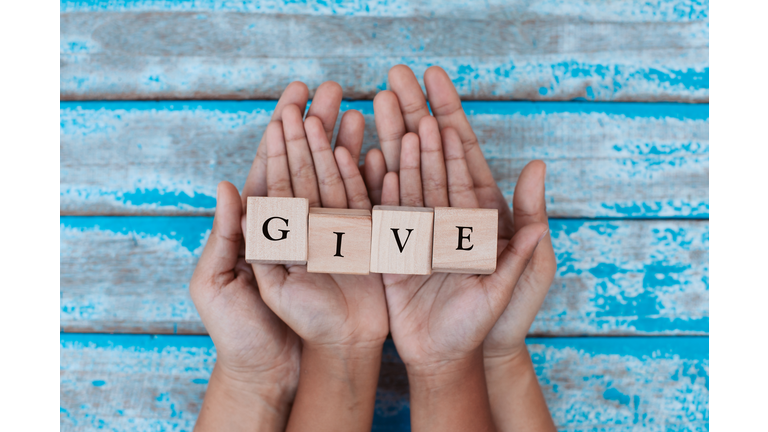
left=246, top=197, right=308, bottom=265
left=307, top=208, right=372, bottom=275
left=431, top=207, right=498, bottom=274
left=370, top=206, right=434, bottom=275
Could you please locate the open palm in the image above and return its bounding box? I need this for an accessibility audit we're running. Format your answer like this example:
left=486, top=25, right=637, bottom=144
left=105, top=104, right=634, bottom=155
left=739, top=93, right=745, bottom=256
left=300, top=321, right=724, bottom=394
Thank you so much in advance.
left=368, top=65, right=556, bottom=365
left=376, top=120, right=547, bottom=366
left=250, top=90, right=388, bottom=349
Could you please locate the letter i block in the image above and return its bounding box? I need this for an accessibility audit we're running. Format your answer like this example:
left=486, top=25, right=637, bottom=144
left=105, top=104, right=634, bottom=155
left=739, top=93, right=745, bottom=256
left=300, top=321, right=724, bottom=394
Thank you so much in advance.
left=307, top=208, right=372, bottom=275
left=246, top=197, right=308, bottom=265
left=431, top=207, right=498, bottom=274
left=370, top=206, right=434, bottom=275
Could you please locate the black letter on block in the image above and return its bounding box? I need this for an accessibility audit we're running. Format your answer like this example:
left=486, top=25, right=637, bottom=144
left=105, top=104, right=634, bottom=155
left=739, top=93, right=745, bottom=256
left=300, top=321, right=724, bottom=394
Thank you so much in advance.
left=263, top=216, right=290, bottom=241
left=456, top=226, right=474, bottom=251
left=333, top=232, right=345, bottom=257
left=391, top=228, right=414, bottom=253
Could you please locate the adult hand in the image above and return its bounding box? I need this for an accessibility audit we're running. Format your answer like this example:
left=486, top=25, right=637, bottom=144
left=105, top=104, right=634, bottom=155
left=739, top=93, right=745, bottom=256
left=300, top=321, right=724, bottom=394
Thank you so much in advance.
left=192, top=82, right=353, bottom=431
left=371, top=65, right=557, bottom=431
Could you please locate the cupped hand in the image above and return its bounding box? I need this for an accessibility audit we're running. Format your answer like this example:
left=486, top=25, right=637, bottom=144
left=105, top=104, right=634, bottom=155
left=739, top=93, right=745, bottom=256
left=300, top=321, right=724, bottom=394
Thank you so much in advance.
left=376, top=120, right=548, bottom=370
left=370, top=65, right=557, bottom=366
left=191, top=81, right=322, bottom=404
left=191, top=179, right=300, bottom=387
left=250, top=84, right=389, bottom=351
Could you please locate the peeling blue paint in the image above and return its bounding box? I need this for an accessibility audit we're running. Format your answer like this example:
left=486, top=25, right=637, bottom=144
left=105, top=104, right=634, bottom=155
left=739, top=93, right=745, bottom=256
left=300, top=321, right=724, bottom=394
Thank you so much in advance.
left=61, top=216, right=212, bottom=253
left=120, top=188, right=217, bottom=210
left=59, top=91, right=710, bottom=121
left=604, top=387, right=631, bottom=406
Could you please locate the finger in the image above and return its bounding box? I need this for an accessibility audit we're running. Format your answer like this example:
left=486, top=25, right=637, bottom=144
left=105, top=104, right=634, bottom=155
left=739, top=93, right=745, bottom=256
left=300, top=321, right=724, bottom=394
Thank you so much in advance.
left=242, top=81, right=309, bottom=209
left=307, top=81, right=343, bottom=143
left=514, top=160, right=556, bottom=288
left=252, top=262, right=289, bottom=303
left=195, top=181, right=243, bottom=286
left=305, top=116, right=347, bottom=208
left=388, top=64, right=430, bottom=133
left=418, top=116, right=449, bottom=208
left=443, top=127, right=479, bottom=209
left=373, top=90, right=406, bottom=172
left=335, top=146, right=372, bottom=210
left=482, top=223, right=550, bottom=304
left=380, top=172, right=400, bottom=206
left=335, top=109, right=365, bottom=166
left=513, top=160, right=549, bottom=230
left=266, top=121, right=293, bottom=198
left=423, top=67, right=501, bottom=209
left=399, top=132, right=423, bottom=207
left=364, top=148, right=387, bottom=205
left=282, top=104, right=321, bottom=206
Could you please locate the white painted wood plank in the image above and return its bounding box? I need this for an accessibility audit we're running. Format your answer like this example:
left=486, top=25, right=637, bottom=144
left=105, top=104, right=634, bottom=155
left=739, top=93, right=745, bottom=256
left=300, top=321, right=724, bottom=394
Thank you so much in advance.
left=60, top=1, right=708, bottom=101
left=60, top=101, right=709, bottom=218
left=60, top=334, right=709, bottom=431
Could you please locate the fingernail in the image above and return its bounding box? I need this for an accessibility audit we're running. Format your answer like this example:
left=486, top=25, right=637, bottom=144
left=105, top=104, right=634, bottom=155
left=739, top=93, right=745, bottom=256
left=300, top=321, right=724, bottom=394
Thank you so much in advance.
left=537, top=229, right=549, bottom=245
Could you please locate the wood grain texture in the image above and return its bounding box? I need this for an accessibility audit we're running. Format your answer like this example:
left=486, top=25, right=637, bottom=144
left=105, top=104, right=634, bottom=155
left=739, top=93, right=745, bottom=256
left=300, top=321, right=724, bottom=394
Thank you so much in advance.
left=307, top=208, right=372, bottom=275
left=60, top=101, right=709, bottom=218
left=60, top=333, right=708, bottom=431
left=246, top=197, right=308, bottom=265
left=60, top=217, right=708, bottom=335
left=432, top=207, right=498, bottom=274
left=60, top=0, right=708, bottom=102
left=370, top=206, right=434, bottom=275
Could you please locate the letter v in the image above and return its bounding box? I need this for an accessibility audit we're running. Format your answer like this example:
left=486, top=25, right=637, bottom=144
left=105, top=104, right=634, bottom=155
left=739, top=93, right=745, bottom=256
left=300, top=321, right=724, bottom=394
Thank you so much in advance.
left=391, top=228, right=414, bottom=253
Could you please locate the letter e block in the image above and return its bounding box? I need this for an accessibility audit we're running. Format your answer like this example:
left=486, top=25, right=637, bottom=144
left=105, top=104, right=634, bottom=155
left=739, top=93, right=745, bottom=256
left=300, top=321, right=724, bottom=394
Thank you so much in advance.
left=370, top=206, right=434, bottom=275
left=246, top=197, right=308, bottom=265
left=431, top=207, right=498, bottom=274
left=307, top=208, right=372, bottom=275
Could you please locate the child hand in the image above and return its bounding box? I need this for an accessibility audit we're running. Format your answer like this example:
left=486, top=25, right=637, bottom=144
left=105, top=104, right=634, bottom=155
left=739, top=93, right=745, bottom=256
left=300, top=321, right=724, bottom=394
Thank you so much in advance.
left=251, top=83, right=388, bottom=431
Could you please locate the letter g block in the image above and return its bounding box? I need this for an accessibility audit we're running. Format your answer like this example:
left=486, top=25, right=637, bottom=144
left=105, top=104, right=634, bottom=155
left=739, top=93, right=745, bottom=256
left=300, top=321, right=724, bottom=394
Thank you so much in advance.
left=246, top=197, right=308, bottom=265
left=431, top=207, right=498, bottom=274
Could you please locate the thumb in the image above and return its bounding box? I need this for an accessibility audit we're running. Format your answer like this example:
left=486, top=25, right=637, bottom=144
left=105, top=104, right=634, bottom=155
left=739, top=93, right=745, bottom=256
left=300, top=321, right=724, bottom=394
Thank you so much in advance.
left=512, top=160, right=548, bottom=231
left=483, top=222, right=549, bottom=303
left=195, top=181, right=243, bottom=283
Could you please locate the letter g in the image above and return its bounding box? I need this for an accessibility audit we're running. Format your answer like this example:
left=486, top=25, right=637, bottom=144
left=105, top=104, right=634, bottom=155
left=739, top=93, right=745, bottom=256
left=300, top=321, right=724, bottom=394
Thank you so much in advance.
left=262, top=216, right=290, bottom=241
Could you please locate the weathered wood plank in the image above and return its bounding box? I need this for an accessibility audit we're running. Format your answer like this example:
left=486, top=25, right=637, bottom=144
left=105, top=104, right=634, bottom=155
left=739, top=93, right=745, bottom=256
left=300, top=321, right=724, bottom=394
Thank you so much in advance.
left=60, top=101, right=709, bottom=218
left=60, top=217, right=708, bottom=335
left=60, top=1, right=708, bottom=102
left=60, top=333, right=709, bottom=431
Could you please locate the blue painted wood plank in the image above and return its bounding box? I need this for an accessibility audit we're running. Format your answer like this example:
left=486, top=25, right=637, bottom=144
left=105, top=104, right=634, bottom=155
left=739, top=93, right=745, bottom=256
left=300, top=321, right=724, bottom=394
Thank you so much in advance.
left=60, top=0, right=708, bottom=102
left=60, top=101, right=709, bottom=218
left=60, top=333, right=709, bottom=431
left=60, top=217, right=708, bottom=335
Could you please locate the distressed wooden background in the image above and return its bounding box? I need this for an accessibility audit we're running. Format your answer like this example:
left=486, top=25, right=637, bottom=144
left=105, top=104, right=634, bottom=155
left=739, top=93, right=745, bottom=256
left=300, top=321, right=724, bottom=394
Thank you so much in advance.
left=60, top=1, right=709, bottom=431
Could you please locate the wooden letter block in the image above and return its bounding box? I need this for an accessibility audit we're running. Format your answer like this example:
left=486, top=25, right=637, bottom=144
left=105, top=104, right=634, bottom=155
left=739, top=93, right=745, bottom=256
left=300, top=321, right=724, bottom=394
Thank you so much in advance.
left=431, top=207, right=498, bottom=274
left=245, top=197, right=308, bottom=265
left=307, top=208, right=372, bottom=275
left=370, top=206, right=434, bottom=275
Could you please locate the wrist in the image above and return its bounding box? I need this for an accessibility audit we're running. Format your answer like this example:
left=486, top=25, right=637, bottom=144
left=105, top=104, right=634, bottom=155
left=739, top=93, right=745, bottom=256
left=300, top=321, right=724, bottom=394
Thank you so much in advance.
left=284, top=341, right=383, bottom=431
left=195, top=363, right=293, bottom=432
left=406, top=347, right=484, bottom=391
left=484, top=344, right=531, bottom=375
left=483, top=346, right=558, bottom=432
left=301, top=341, right=384, bottom=383
left=407, top=348, right=497, bottom=432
